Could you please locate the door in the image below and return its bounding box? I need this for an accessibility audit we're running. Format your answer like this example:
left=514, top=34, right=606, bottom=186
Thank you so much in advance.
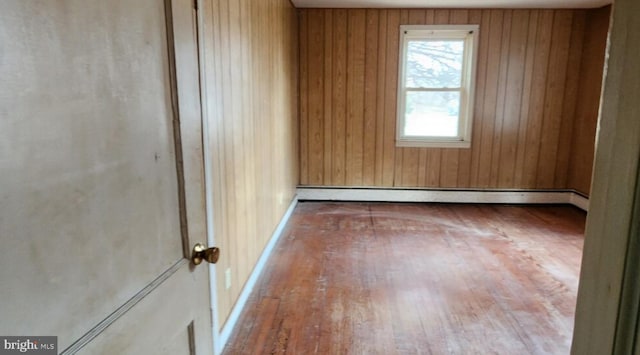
left=0, top=0, right=215, bottom=354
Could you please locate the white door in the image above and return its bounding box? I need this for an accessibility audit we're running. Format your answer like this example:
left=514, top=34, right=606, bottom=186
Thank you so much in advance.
left=0, top=0, right=215, bottom=354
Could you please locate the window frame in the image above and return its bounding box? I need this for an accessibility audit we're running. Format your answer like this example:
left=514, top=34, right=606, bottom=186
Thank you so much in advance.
left=396, top=24, right=479, bottom=148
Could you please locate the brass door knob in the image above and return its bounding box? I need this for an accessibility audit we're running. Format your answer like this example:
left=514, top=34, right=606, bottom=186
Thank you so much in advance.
left=191, top=243, right=220, bottom=265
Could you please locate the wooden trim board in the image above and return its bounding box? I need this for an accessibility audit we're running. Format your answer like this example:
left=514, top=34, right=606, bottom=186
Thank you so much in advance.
left=297, top=187, right=589, bottom=211
left=572, top=0, right=640, bottom=352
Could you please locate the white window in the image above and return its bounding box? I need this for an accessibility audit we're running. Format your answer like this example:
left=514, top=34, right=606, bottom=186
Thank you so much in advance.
left=397, top=25, right=479, bottom=148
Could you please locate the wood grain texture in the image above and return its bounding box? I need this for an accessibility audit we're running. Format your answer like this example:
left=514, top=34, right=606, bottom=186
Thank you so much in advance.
left=298, top=8, right=609, bottom=193
left=535, top=10, right=573, bottom=189
left=572, top=0, right=640, bottom=351
left=201, top=0, right=298, bottom=329
left=567, top=6, right=610, bottom=195
left=223, top=202, right=586, bottom=354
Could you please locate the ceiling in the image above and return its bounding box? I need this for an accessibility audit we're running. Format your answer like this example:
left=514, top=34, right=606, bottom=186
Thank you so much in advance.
left=291, top=0, right=612, bottom=9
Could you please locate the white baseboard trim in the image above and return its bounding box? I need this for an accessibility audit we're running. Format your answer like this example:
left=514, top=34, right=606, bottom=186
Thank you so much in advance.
left=569, top=192, right=590, bottom=211
left=214, top=195, right=298, bottom=355
left=296, top=187, right=589, bottom=211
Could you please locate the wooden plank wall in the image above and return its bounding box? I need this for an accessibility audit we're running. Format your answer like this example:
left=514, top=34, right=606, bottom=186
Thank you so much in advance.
left=299, top=7, right=609, bottom=192
left=568, top=6, right=610, bottom=195
left=201, top=0, right=298, bottom=329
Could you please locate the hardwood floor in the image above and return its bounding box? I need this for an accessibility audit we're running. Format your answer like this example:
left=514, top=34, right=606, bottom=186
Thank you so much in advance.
left=222, top=202, right=585, bottom=354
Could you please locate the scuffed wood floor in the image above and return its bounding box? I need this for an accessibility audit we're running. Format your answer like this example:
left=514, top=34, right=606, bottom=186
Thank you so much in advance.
left=222, top=202, right=585, bottom=354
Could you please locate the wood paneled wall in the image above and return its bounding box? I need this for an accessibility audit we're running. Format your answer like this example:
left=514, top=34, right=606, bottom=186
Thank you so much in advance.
left=568, top=6, right=610, bottom=195
left=299, top=8, right=609, bottom=192
left=202, top=0, right=298, bottom=329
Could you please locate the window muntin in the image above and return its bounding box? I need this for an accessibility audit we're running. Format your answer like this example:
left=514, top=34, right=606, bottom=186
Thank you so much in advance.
left=397, top=25, right=478, bottom=148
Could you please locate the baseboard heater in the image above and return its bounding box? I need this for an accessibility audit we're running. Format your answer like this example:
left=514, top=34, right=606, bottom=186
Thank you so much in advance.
left=296, top=187, right=589, bottom=212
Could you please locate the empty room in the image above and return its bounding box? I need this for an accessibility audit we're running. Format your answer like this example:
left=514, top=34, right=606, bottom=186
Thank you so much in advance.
left=225, top=0, right=612, bottom=353
left=2, top=0, right=639, bottom=354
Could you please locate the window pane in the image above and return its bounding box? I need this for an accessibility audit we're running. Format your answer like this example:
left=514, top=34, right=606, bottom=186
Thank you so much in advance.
left=404, top=91, right=460, bottom=137
left=406, top=40, right=464, bottom=88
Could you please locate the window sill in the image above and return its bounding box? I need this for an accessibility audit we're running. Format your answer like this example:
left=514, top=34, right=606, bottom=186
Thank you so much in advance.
left=396, top=139, right=471, bottom=149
